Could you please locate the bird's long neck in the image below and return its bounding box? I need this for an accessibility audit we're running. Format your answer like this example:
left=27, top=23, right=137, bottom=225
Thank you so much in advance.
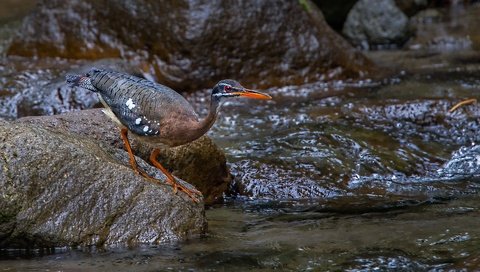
left=193, top=97, right=220, bottom=137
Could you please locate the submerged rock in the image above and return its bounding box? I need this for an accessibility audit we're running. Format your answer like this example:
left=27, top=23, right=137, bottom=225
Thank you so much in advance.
left=0, top=117, right=207, bottom=248
left=7, top=0, right=374, bottom=91
left=348, top=145, right=480, bottom=199
left=223, top=78, right=480, bottom=201
left=437, top=145, right=480, bottom=179
left=18, top=109, right=232, bottom=205
left=343, top=0, right=410, bottom=49
left=230, top=141, right=480, bottom=201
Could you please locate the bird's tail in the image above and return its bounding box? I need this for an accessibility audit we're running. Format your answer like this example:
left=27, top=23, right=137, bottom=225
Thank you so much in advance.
left=66, top=73, right=98, bottom=92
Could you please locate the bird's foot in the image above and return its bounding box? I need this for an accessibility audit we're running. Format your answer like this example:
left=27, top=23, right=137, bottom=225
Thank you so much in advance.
left=449, top=98, right=477, bottom=112
left=165, top=177, right=202, bottom=203
left=120, top=129, right=202, bottom=203
left=135, top=170, right=201, bottom=202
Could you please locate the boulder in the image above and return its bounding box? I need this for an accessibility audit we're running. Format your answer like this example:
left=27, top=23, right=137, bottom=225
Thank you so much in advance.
left=406, top=8, right=474, bottom=51
left=7, top=0, right=374, bottom=91
left=0, top=116, right=207, bottom=248
left=342, top=0, right=410, bottom=49
left=18, top=109, right=232, bottom=205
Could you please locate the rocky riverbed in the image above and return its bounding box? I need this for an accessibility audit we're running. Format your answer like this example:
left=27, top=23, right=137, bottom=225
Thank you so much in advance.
left=2, top=0, right=480, bottom=270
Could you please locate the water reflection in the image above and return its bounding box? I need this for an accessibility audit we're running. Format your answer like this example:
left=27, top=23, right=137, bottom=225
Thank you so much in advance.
left=2, top=196, right=479, bottom=271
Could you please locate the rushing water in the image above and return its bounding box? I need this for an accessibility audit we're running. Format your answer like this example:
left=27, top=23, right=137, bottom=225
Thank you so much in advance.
left=2, top=2, right=480, bottom=271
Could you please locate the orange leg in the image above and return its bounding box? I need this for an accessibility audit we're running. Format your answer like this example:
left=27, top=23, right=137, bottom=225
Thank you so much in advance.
left=449, top=98, right=477, bottom=112
left=119, top=128, right=201, bottom=203
left=150, top=148, right=202, bottom=202
left=120, top=128, right=155, bottom=181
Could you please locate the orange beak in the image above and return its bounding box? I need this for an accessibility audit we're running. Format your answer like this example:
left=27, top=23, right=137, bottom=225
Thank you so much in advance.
left=231, top=89, right=272, bottom=100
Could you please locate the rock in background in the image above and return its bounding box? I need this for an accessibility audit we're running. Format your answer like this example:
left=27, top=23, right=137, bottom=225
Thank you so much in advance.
left=6, top=0, right=374, bottom=91
left=406, top=5, right=477, bottom=51
left=0, top=58, right=144, bottom=120
left=342, top=0, right=410, bottom=49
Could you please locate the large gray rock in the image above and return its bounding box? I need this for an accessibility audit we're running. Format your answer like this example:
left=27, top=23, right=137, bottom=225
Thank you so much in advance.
left=0, top=112, right=210, bottom=248
left=6, top=0, right=374, bottom=91
left=342, top=0, right=410, bottom=49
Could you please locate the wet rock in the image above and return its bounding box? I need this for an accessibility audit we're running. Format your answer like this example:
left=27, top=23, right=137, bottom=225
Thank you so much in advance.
left=0, top=117, right=206, bottom=248
left=7, top=0, right=374, bottom=91
left=18, top=109, right=232, bottom=205
left=15, top=77, right=100, bottom=117
left=348, top=145, right=480, bottom=199
left=223, top=76, right=480, bottom=201
left=343, top=0, right=410, bottom=49
left=344, top=99, right=480, bottom=146
left=406, top=7, right=475, bottom=51
left=437, top=145, right=480, bottom=178
left=136, top=137, right=232, bottom=205
left=229, top=160, right=345, bottom=199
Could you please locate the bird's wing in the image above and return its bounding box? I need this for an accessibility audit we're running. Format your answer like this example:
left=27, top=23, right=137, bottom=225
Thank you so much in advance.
left=90, top=70, right=198, bottom=136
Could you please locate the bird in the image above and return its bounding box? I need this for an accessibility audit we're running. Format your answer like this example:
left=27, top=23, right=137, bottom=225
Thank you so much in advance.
left=66, top=68, right=272, bottom=202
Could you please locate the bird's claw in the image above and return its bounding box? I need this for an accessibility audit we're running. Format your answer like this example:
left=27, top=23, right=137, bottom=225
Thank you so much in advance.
left=131, top=168, right=201, bottom=202
left=136, top=173, right=201, bottom=202
left=166, top=177, right=202, bottom=203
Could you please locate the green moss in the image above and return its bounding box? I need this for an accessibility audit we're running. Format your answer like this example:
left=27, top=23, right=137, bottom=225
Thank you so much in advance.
left=298, top=0, right=311, bottom=13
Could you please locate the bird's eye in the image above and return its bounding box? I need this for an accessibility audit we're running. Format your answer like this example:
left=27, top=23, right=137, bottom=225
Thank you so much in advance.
left=224, top=85, right=232, bottom=92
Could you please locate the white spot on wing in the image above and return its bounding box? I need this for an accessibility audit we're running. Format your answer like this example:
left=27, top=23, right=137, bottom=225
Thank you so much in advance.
left=143, top=126, right=149, bottom=132
left=135, top=118, right=142, bottom=124
left=126, top=98, right=136, bottom=110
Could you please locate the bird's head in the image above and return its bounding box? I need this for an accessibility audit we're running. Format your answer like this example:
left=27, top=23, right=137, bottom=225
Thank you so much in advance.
left=211, top=79, right=272, bottom=102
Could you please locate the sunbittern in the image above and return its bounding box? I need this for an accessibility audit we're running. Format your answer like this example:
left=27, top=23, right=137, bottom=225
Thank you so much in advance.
left=66, top=68, right=271, bottom=202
